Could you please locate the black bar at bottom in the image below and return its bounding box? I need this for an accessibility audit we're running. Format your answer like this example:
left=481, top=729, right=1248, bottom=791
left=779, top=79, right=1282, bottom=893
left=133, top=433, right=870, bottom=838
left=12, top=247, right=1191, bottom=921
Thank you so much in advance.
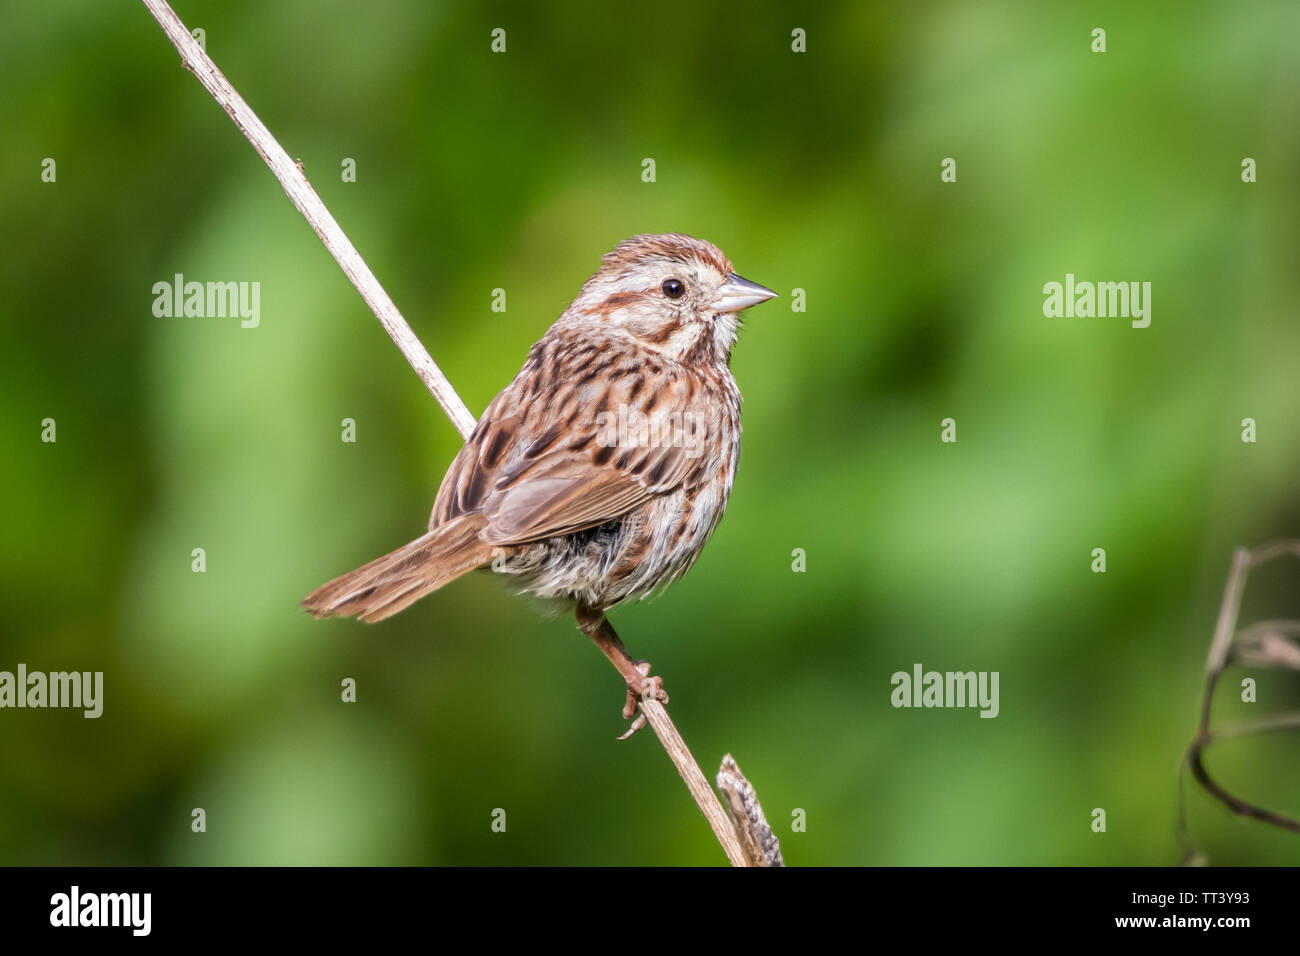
left=0, top=866, right=1281, bottom=941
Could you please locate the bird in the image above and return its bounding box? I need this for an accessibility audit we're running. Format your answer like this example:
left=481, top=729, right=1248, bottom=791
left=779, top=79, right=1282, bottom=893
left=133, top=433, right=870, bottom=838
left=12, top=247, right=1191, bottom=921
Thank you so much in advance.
left=303, top=233, right=777, bottom=734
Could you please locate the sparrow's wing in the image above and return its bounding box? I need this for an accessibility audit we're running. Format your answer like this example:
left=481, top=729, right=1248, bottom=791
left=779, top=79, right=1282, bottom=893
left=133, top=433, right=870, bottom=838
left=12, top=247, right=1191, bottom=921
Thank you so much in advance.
left=431, top=336, right=713, bottom=546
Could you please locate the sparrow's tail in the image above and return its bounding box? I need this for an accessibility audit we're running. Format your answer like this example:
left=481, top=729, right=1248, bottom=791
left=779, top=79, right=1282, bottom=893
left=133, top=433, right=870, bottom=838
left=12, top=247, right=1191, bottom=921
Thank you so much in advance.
left=301, top=515, right=493, bottom=623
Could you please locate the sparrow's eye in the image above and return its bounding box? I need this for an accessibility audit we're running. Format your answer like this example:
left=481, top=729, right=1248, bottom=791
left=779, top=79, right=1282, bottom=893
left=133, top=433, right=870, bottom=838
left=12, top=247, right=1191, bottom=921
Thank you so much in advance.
left=661, top=278, right=685, bottom=299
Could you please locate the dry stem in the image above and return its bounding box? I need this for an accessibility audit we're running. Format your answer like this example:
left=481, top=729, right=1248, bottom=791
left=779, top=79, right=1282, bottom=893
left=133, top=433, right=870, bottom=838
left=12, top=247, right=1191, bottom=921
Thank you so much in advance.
left=139, top=0, right=475, bottom=440
left=717, top=754, right=785, bottom=866
left=1179, top=541, right=1300, bottom=855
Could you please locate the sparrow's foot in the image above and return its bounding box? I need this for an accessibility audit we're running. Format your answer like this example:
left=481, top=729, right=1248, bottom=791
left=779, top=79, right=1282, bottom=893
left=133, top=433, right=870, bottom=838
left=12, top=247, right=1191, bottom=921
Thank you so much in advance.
left=617, top=661, right=668, bottom=740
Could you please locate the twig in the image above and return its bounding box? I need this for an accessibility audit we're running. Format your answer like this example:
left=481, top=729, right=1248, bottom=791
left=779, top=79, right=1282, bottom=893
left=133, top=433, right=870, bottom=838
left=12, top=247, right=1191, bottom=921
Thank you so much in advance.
left=138, top=0, right=771, bottom=866
left=1202, top=547, right=1250, bottom=678
left=717, top=754, right=785, bottom=866
left=1178, top=541, right=1300, bottom=858
left=644, top=703, right=749, bottom=867
left=138, top=0, right=476, bottom=440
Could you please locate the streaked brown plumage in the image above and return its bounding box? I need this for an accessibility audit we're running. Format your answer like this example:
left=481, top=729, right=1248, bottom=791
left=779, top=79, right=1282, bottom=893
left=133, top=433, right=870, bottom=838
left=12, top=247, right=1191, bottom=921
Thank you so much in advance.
left=303, top=233, right=776, bottom=729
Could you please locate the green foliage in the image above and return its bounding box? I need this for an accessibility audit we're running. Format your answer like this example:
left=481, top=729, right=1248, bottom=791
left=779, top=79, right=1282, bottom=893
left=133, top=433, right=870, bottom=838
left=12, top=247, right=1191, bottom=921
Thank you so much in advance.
left=1, top=0, right=1297, bottom=864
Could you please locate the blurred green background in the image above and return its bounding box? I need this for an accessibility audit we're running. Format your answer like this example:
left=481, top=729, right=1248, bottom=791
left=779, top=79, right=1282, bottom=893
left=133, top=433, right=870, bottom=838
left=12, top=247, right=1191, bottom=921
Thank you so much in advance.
left=1, top=0, right=1298, bottom=866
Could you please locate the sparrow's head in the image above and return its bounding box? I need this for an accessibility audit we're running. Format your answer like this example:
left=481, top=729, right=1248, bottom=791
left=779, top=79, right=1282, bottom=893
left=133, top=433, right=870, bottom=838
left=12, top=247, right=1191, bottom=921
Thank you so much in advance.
left=565, top=233, right=777, bottom=365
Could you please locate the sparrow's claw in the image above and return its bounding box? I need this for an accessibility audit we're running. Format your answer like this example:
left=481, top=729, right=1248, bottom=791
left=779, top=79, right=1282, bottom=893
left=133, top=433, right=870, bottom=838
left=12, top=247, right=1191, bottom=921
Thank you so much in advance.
left=617, top=714, right=648, bottom=741
left=617, top=661, right=668, bottom=739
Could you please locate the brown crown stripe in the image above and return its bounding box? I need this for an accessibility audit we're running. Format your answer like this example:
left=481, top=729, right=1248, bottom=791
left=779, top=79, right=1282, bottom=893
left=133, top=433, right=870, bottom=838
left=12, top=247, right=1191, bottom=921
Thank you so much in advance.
left=601, top=233, right=733, bottom=277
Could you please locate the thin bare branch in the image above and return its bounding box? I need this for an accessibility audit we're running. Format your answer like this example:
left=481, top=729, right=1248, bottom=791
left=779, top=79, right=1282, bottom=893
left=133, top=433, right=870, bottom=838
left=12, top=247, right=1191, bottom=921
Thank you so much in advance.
left=138, top=0, right=476, bottom=440
left=717, top=754, right=785, bottom=866
left=1204, top=711, right=1300, bottom=742
left=1179, top=540, right=1300, bottom=854
left=1204, top=547, right=1250, bottom=676
left=1246, top=540, right=1300, bottom=567
left=641, top=702, right=749, bottom=866
left=1187, top=742, right=1300, bottom=834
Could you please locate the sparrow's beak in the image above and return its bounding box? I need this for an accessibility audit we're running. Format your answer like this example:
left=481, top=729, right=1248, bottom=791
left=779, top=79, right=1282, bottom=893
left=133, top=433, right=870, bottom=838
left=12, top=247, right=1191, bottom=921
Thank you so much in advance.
left=709, top=273, right=778, bottom=313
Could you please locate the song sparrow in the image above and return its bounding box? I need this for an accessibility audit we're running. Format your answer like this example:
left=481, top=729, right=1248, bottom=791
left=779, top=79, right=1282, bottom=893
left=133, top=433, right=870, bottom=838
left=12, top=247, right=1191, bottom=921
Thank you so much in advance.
left=302, top=233, right=776, bottom=733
